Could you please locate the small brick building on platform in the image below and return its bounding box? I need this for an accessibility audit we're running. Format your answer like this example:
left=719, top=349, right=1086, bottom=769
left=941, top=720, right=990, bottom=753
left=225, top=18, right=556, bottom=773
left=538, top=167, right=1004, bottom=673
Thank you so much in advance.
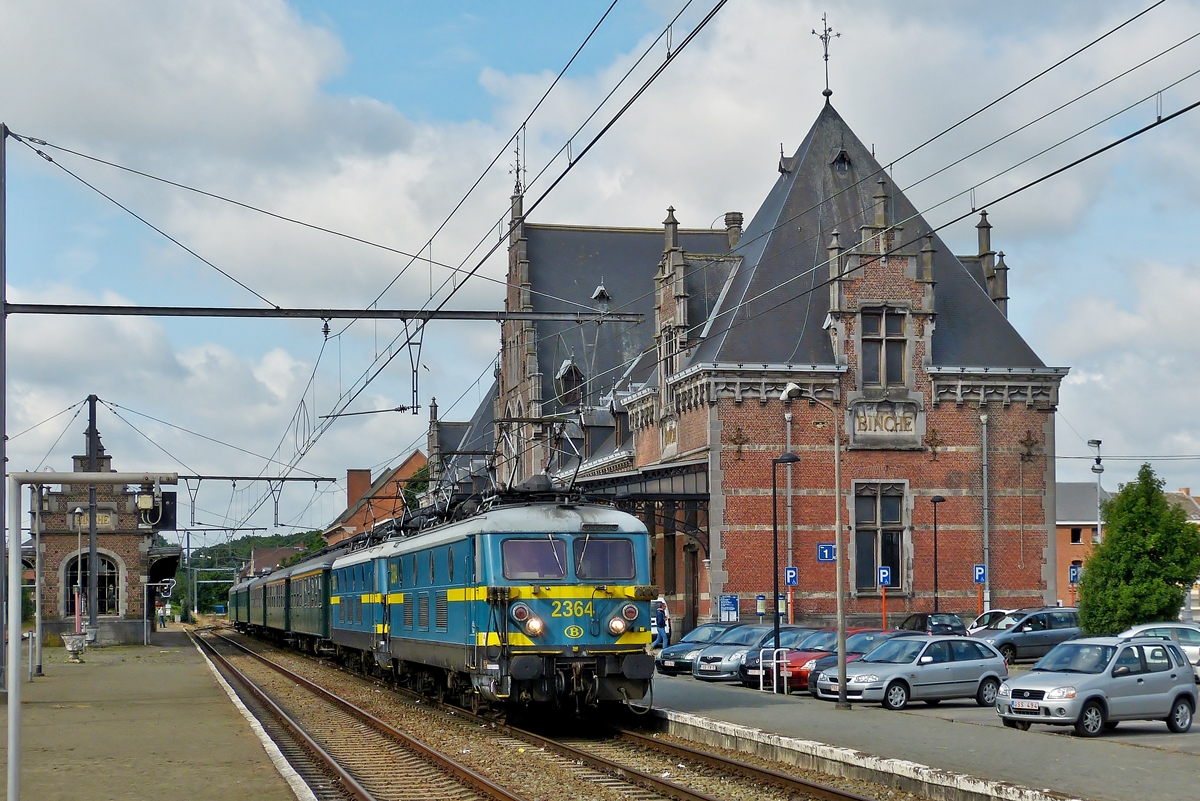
left=432, top=98, right=1067, bottom=633
left=31, top=432, right=181, bottom=645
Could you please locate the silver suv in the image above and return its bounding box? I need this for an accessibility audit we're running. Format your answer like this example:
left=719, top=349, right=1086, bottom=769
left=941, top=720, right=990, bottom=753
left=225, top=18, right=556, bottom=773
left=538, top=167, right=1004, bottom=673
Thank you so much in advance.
left=997, top=636, right=1198, bottom=737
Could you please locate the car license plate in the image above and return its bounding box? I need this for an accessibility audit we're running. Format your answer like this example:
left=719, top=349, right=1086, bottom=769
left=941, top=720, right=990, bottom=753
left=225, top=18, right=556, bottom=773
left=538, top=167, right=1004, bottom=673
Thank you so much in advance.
left=746, top=668, right=762, bottom=676
left=828, top=684, right=839, bottom=692
left=662, top=660, right=675, bottom=667
left=700, top=664, right=718, bottom=671
left=1012, top=699, right=1039, bottom=710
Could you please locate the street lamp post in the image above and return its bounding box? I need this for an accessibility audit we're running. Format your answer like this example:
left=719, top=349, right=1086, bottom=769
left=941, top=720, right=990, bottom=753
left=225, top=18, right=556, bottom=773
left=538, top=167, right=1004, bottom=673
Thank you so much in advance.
left=930, top=496, right=946, bottom=613
left=780, top=382, right=848, bottom=709
left=1088, top=439, right=1103, bottom=544
left=772, top=453, right=801, bottom=653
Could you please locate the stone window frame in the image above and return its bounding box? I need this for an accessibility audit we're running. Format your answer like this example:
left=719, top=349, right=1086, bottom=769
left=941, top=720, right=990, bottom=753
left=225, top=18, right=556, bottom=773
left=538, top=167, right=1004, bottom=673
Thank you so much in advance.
left=853, top=302, right=916, bottom=398
left=848, top=479, right=911, bottom=597
left=859, top=306, right=909, bottom=389
left=59, top=547, right=128, bottom=617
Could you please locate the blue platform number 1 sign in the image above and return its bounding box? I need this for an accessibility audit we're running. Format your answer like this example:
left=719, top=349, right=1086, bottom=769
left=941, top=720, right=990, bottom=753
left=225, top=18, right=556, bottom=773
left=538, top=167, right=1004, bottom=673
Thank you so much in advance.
left=877, top=566, right=891, bottom=587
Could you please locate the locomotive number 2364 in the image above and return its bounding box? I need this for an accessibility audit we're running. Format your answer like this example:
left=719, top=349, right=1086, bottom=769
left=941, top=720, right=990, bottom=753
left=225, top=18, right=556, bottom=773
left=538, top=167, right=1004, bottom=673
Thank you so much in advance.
left=551, top=600, right=594, bottom=618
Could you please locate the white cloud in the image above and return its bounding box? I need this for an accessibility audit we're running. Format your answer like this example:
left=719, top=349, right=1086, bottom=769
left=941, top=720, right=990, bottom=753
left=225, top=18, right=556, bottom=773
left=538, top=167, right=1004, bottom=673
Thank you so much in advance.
left=5, top=0, right=1200, bottom=531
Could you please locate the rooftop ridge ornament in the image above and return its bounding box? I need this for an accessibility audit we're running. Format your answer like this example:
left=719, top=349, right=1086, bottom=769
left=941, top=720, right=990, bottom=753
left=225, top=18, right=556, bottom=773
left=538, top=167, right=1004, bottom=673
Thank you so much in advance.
left=812, top=12, right=840, bottom=100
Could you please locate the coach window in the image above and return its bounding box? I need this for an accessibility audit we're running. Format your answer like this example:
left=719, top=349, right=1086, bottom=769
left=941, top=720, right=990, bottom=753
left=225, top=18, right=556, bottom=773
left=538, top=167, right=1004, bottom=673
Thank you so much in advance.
left=854, top=482, right=906, bottom=593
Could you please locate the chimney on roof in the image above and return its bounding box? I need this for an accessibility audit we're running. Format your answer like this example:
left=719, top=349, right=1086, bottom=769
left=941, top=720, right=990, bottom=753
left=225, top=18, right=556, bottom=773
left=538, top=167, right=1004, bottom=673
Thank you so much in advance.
left=873, top=178, right=889, bottom=228
left=1182, top=488, right=1192, bottom=496
left=976, top=210, right=992, bottom=255
left=347, top=469, right=371, bottom=510
left=724, top=211, right=743, bottom=249
left=991, top=252, right=1009, bottom=317
left=663, top=206, right=679, bottom=250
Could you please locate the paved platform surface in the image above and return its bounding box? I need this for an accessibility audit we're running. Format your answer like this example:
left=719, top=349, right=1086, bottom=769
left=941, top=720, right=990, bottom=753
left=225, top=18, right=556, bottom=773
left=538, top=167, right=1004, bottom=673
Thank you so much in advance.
left=0, top=627, right=298, bottom=801
left=653, top=673, right=1200, bottom=801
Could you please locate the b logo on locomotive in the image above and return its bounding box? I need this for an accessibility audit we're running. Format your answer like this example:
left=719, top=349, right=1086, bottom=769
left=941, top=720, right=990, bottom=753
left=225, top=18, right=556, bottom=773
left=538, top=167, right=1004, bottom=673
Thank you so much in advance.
left=563, top=625, right=585, bottom=639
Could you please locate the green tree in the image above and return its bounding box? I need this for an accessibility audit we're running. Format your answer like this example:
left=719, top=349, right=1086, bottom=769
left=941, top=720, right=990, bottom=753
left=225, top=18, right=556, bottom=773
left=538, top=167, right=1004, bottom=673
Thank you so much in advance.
left=1078, top=463, right=1200, bottom=635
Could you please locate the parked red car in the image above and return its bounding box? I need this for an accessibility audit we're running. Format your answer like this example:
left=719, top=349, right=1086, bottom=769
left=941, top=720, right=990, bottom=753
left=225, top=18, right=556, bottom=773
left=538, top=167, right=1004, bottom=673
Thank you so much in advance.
left=780, top=628, right=877, bottom=692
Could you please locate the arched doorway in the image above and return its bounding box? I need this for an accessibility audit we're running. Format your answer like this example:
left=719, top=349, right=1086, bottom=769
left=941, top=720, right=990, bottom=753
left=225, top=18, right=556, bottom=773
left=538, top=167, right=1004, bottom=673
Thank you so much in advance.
left=64, top=554, right=120, bottom=616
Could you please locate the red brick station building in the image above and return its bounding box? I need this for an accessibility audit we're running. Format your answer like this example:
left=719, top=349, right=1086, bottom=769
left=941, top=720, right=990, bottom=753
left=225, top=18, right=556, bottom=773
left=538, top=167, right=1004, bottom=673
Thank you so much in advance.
left=429, top=98, right=1067, bottom=633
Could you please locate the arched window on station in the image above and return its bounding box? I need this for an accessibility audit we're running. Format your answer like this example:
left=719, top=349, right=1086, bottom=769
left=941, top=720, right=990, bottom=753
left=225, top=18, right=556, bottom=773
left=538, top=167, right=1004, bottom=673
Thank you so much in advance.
left=65, top=554, right=120, bottom=616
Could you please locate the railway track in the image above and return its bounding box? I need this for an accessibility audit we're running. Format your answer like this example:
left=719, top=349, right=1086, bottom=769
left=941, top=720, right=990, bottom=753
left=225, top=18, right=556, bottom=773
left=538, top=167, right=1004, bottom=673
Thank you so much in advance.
left=194, top=631, right=528, bottom=801
left=206, top=628, right=906, bottom=801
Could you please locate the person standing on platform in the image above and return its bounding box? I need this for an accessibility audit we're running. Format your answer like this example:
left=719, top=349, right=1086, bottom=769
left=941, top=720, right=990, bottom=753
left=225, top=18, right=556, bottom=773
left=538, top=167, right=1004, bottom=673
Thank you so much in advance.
left=651, top=597, right=669, bottom=651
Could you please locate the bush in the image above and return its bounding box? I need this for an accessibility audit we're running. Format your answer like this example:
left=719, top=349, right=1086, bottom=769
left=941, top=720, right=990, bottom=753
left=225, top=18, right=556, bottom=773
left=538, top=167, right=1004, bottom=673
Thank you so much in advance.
left=1078, top=464, right=1200, bottom=635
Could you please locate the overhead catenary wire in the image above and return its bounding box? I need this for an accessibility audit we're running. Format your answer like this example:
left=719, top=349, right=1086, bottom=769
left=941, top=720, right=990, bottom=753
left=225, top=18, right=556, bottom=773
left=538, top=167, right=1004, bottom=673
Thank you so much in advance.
left=8, top=399, right=85, bottom=442
left=228, top=1, right=730, bottom=529
left=32, top=404, right=85, bottom=473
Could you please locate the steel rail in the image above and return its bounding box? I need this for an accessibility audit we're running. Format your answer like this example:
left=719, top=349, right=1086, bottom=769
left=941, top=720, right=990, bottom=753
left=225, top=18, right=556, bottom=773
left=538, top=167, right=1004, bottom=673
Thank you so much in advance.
left=191, top=632, right=375, bottom=801
left=207, top=631, right=529, bottom=801
left=615, top=728, right=878, bottom=801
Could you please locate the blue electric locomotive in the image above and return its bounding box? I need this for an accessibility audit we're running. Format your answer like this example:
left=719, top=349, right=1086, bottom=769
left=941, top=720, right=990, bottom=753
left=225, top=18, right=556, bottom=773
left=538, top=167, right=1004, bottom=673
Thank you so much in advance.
left=328, top=499, right=656, bottom=708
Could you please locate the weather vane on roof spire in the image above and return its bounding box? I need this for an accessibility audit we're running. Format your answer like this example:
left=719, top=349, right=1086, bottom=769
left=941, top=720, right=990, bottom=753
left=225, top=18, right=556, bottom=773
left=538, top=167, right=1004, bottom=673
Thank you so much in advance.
left=812, top=12, right=840, bottom=100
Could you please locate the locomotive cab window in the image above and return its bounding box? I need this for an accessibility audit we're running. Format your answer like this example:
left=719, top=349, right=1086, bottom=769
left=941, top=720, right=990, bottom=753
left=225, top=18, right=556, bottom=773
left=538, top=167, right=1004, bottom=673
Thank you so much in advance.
left=502, top=538, right=568, bottom=580
left=574, top=538, right=635, bottom=580
left=448, top=546, right=454, bottom=582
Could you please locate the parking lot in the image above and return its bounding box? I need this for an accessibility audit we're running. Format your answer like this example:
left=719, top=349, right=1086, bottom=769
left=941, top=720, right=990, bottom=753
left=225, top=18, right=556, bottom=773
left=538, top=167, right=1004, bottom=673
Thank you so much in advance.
left=650, top=665, right=1200, bottom=801
left=656, top=666, right=1200, bottom=754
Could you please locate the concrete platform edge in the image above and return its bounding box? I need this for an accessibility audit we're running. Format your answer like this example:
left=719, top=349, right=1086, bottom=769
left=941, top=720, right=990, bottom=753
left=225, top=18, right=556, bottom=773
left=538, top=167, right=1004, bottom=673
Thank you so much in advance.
left=190, top=635, right=318, bottom=801
left=651, top=707, right=1085, bottom=801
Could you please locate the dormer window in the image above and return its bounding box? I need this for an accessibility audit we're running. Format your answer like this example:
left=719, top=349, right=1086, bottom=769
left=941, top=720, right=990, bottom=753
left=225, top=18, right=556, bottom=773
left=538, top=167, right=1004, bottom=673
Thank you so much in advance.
left=830, top=149, right=852, bottom=175
left=861, top=309, right=906, bottom=387
left=555, top=359, right=585, bottom=407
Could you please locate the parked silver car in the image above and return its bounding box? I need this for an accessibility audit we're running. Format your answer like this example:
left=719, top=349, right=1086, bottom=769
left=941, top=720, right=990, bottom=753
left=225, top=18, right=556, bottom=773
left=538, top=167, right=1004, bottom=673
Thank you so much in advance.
left=997, top=636, right=1198, bottom=737
left=692, top=625, right=803, bottom=681
left=814, top=635, right=1007, bottom=710
left=970, top=607, right=1079, bottom=663
left=1118, top=622, right=1200, bottom=679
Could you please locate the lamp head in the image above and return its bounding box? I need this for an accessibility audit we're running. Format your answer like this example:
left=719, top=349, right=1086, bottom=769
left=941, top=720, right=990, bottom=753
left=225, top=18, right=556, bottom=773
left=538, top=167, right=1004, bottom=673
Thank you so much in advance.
left=1087, top=439, right=1101, bottom=448
left=780, top=382, right=804, bottom=401
left=773, top=452, right=800, bottom=465
left=930, top=495, right=946, bottom=504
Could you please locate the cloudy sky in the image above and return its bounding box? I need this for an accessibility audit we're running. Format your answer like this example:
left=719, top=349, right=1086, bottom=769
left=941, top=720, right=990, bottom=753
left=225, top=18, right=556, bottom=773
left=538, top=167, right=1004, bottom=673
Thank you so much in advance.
left=2, top=0, right=1199, bottom=546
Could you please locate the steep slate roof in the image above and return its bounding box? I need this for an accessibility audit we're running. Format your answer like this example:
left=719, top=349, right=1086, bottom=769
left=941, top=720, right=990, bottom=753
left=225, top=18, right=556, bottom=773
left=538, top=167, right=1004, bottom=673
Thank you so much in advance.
left=1056, top=482, right=1111, bottom=524
left=441, top=380, right=497, bottom=480
left=526, top=225, right=730, bottom=411
left=689, top=102, right=1045, bottom=369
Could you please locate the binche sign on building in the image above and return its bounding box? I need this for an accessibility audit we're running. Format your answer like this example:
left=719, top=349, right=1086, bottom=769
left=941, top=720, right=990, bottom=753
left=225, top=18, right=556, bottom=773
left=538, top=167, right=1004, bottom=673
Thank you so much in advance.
left=847, top=400, right=922, bottom=449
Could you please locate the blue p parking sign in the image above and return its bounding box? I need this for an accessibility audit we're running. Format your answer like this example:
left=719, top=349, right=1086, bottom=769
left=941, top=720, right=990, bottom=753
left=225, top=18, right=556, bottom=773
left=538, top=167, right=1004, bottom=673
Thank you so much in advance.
left=877, top=566, right=891, bottom=587
left=784, top=566, right=798, bottom=586
left=1068, top=564, right=1082, bottom=585
left=974, top=564, right=987, bottom=584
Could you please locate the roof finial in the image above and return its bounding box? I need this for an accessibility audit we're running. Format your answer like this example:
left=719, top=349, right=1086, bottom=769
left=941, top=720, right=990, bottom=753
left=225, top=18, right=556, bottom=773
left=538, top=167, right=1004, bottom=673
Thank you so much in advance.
left=812, top=12, right=840, bottom=101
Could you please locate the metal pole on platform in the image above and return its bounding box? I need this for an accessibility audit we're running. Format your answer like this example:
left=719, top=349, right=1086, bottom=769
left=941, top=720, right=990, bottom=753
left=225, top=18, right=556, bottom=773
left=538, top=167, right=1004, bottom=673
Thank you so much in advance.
left=7, top=470, right=179, bottom=801
left=88, top=394, right=98, bottom=632
left=8, top=475, right=23, bottom=801
left=1, top=122, right=9, bottom=695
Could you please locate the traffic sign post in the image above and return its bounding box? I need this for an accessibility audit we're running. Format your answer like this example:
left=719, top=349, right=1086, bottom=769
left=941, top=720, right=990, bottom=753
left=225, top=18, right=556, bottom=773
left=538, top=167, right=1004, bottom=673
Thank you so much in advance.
left=1068, top=565, right=1082, bottom=606
left=974, top=564, right=986, bottom=617
left=878, top=566, right=892, bottom=628
left=784, top=567, right=798, bottom=625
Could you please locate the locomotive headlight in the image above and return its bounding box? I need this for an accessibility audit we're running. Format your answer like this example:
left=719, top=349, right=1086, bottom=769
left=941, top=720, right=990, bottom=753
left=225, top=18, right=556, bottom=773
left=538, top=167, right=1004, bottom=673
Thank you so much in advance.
left=607, top=617, right=627, bottom=636
left=525, top=616, right=545, bottom=636
left=621, top=604, right=639, bottom=621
